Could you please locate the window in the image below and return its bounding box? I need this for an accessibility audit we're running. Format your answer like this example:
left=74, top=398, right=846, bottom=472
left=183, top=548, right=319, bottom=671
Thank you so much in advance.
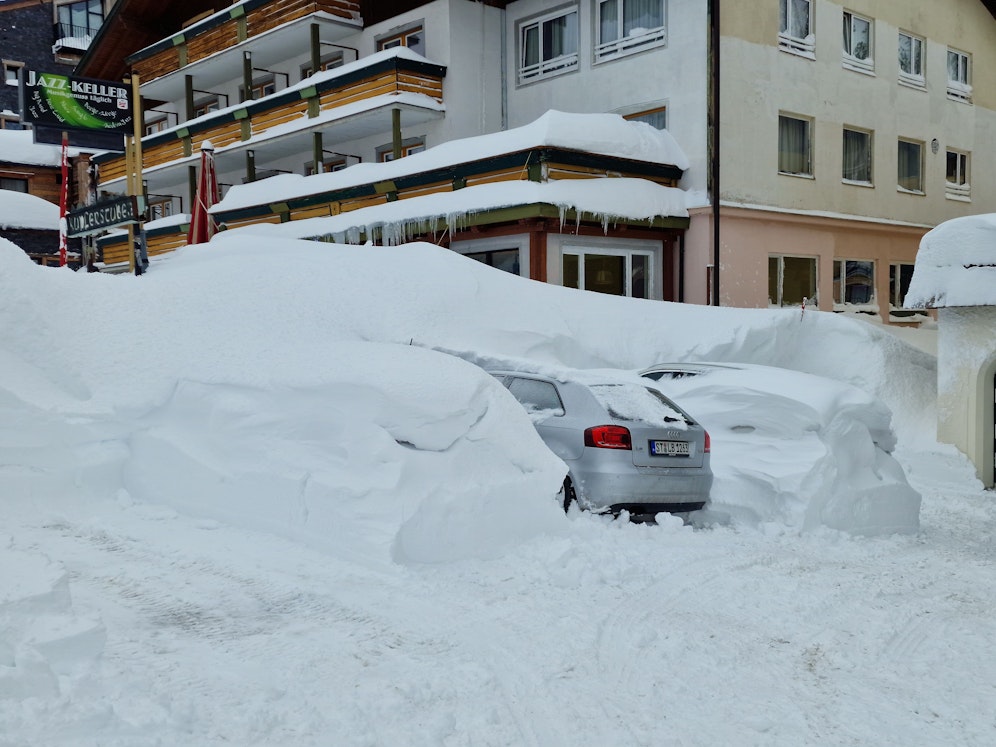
left=778, top=114, right=812, bottom=176
left=0, top=114, right=23, bottom=130
left=898, top=31, right=924, bottom=87
left=624, top=105, right=667, bottom=130
left=947, top=48, right=972, bottom=102
left=946, top=149, right=970, bottom=200
left=464, top=248, right=521, bottom=276
left=897, top=139, right=923, bottom=193
left=144, top=117, right=168, bottom=136
left=505, top=377, right=565, bottom=417
left=56, top=0, right=103, bottom=39
left=192, top=97, right=220, bottom=118
left=833, top=260, right=875, bottom=309
left=769, top=255, right=817, bottom=307
left=301, top=53, right=344, bottom=80
left=304, top=156, right=348, bottom=176
left=842, top=127, right=872, bottom=184
left=595, top=0, right=667, bottom=62
left=3, top=60, right=22, bottom=86
left=0, top=177, right=29, bottom=192
left=377, top=26, right=425, bottom=57
left=147, top=195, right=176, bottom=221
left=378, top=139, right=425, bottom=162
left=779, top=0, right=813, bottom=56
left=519, top=8, right=578, bottom=84
left=562, top=248, right=652, bottom=298
left=889, top=263, right=925, bottom=318
left=842, top=11, right=873, bottom=73
left=243, top=76, right=276, bottom=102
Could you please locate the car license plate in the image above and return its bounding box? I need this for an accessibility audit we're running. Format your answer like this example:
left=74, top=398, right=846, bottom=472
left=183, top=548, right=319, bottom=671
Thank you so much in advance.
left=650, top=440, right=690, bottom=456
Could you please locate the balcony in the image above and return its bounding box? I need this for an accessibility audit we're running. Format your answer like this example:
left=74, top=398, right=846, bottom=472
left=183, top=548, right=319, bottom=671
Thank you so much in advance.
left=93, top=50, right=446, bottom=194
left=127, top=0, right=361, bottom=103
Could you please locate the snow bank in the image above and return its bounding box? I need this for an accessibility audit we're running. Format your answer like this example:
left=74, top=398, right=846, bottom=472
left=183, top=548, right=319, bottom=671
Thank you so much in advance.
left=0, top=233, right=931, bottom=551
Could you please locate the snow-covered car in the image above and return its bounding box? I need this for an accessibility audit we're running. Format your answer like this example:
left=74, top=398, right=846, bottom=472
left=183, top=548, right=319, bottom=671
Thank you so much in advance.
left=489, top=369, right=713, bottom=519
left=639, top=362, right=920, bottom=535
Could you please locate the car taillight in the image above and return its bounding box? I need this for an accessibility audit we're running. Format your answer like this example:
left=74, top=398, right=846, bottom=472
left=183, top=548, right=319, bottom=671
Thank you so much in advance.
left=704, top=430, right=711, bottom=453
left=584, top=425, right=632, bottom=450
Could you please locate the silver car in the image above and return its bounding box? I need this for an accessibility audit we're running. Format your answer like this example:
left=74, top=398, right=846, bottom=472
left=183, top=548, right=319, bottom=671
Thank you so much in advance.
left=489, top=370, right=712, bottom=518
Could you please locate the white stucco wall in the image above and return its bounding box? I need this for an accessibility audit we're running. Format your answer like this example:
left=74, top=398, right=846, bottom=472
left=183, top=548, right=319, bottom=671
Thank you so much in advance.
left=502, top=0, right=709, bottom=197
left=936, top=306, right=996, bottom=487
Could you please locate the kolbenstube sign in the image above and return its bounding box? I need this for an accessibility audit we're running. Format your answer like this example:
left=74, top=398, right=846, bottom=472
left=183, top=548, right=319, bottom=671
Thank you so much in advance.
left=21, top=70, right=133, bottom=133
left=66, top=195, right=142, bottom=238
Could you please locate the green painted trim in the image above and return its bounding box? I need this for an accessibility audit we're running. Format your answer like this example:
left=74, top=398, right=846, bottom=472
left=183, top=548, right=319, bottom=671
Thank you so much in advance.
left=270, top=203, right=290, bottom=214
left=175, top=127, right=189, bottom=139
left=171, top=34, right=185, bottom=46
left=374, top=181, right=397, bottom=195
left=299, top=86, right=317, bottom=99
left=234, top=108, right=249, bottom=120
left=230, top=4, right=246, bottom=18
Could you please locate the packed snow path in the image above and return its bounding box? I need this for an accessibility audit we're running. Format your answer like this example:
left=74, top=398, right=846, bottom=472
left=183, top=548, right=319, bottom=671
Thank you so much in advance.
left=3, top=445, right=995, bottom=746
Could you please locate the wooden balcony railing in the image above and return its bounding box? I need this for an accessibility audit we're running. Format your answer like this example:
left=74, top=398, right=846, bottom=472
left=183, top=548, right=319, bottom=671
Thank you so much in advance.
left=94, top=55, right=445, bottom=182
left=129, top=0, right=361, bottom=82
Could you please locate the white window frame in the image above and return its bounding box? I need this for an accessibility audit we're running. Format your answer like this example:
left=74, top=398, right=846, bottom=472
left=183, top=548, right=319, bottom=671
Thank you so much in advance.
left=897, top=138, right=924, bottom=195
left=594, top=0, right=667, bottom=63
left=945, top=149, right=971, bottom=201
left=898, top=30, right=925, bottom=89
left=769, top=254, right=818, bottom=308
left=778, top=113, right=813, bottom=177
left=518, top=7, right=579, bottom=85
left=842, top=10, right=874, bottom=74
left=842, top=126, right=873, bottom=186
left=888, top=262, right=927, bottom=319
left=832, top=258, right=877, bottom=313
left=451, top=234, right=530, bottom=278
left=549, top=235, right=661, bottom=299
left=779, top=0, right=814, bottom=58
left=3, top=60, right=23, bottom=86
left=946, top=48, right=972, bottom=103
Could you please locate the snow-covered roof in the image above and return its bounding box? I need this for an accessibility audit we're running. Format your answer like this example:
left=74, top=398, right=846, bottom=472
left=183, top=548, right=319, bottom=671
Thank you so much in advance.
left=0, top=189, right=59, bottom=230
left=0, top=129, right=79, bottom=167
left=211, top=111, right=689, bottom=215
left=231, top=178, right=689, bottom=245
left=905, top=213, right=996, bottom=308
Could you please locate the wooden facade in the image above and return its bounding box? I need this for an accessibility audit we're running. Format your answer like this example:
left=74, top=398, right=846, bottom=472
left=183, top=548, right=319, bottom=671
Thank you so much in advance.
left=128, top=0, right=361, bottom=83
left=92, top=55, right=445, bottom=183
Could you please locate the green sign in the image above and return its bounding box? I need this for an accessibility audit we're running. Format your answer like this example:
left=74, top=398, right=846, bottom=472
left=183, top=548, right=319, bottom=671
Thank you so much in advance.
left=20, top=70, right=133, bottom=133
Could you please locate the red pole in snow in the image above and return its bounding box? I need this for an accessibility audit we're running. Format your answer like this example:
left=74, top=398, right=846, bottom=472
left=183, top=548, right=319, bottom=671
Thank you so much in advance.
left=59, top=131, right=69, bottom=267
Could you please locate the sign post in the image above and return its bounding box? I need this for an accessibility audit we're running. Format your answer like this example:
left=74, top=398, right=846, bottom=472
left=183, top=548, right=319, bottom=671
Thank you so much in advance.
left=20, top=69, right=140, bottom=269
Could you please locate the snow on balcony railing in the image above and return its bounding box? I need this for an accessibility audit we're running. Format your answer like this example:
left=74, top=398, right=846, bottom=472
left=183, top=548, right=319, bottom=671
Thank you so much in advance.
left=946, top=80, right=973, bottom=103
left=595, top=26, right=666, bottom=62
left=518, top=53, right=578, bottom=85
left=779, top=32, right=815, bottom=59
left=842, top=51, right=874, bottom=75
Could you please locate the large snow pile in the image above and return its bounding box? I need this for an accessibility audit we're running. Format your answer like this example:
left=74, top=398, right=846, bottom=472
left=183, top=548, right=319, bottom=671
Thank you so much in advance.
left=1, top=231, right=930, bottom=551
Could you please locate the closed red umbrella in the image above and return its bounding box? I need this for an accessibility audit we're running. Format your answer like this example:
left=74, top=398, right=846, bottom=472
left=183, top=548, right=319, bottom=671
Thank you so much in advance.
left=187, top=141, right=218, bottom=245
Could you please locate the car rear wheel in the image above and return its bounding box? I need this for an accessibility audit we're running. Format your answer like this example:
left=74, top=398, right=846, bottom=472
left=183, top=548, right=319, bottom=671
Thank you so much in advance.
left=561, top=476, right=578, bottom=513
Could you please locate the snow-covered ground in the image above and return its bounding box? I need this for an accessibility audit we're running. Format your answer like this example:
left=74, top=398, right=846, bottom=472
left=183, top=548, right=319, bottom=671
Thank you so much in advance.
left=2, top=233, right=995, bottom=746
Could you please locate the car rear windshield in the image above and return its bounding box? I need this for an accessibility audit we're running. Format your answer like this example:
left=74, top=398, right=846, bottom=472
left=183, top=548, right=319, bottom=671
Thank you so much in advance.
left=589, top=385, right=690, bottom=428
